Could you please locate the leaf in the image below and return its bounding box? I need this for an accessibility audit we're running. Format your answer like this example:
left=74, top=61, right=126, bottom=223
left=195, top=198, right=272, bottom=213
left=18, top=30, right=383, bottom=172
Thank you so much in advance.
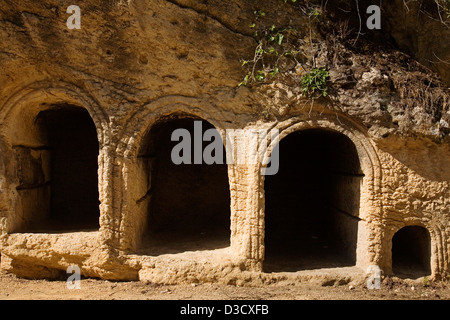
left=238, top=73, right=250, bottom=87
left=267, top=47, right=277, bottom=55
left=277, top=33, right=284, bottom=45
left=269, top=67, right=279, bottom=77
left=256, top=70, right=266, bottom=81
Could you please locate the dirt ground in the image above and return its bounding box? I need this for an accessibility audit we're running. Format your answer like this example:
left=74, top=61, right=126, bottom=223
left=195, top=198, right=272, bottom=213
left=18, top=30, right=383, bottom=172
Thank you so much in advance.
left=1, top=271, right=449, bottom=300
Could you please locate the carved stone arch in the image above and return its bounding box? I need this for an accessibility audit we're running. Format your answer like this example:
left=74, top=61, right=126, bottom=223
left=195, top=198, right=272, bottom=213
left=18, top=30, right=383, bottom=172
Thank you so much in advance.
left=116, top=96, right=228, bottom=160
left=386, top=218, right=443, bottom=278
left=114, top=96, right=231, bottom=252
left=274, top=117, right=382, bottom=222
left=0, top=81, right=109, bottom=145
left=246, top=114, right=383, bottom=271
left=0, top=81, right=110, bottom=234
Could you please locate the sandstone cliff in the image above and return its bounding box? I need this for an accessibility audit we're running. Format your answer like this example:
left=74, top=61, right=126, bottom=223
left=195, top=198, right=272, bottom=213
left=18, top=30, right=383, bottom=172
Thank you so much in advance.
left=0, top=0, right=448, bottom=141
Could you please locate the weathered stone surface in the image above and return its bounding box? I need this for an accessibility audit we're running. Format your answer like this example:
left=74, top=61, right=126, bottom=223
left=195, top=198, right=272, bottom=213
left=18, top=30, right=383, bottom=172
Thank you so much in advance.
left=0, top=0, right=449, bottom=283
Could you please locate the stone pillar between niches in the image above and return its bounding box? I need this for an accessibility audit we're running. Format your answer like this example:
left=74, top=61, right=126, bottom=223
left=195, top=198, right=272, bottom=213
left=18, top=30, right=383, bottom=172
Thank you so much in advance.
left=228, top=162, right=264, bottom=271
left=355, top=172, right=384, bottom=273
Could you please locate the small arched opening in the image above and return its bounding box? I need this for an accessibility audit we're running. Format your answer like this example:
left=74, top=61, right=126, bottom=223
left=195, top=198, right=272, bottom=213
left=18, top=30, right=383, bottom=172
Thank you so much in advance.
left=392, top=226, right=431, bottom=278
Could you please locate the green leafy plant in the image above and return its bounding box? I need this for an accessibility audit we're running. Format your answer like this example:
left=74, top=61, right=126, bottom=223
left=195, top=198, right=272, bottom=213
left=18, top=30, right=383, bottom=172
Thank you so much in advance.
left=239, top=0, right=326, bottom=98
left=238, top=20, right=299, bottom=86
left=301, top=68, right=329, bottom=98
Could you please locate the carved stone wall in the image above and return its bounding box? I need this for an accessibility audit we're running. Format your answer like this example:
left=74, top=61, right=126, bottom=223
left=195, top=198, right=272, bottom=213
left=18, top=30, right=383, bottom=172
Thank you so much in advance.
left=0, top=0, right=448, bottom=284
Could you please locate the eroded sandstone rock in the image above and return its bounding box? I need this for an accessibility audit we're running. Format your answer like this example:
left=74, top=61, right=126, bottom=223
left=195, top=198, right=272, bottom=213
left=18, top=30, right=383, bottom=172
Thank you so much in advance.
left=0, top=0, right=448, bottom=284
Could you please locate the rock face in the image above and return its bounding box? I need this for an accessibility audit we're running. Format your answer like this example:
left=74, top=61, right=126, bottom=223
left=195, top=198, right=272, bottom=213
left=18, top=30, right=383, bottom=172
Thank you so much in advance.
left=0, top=0, right=449, bottom=283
